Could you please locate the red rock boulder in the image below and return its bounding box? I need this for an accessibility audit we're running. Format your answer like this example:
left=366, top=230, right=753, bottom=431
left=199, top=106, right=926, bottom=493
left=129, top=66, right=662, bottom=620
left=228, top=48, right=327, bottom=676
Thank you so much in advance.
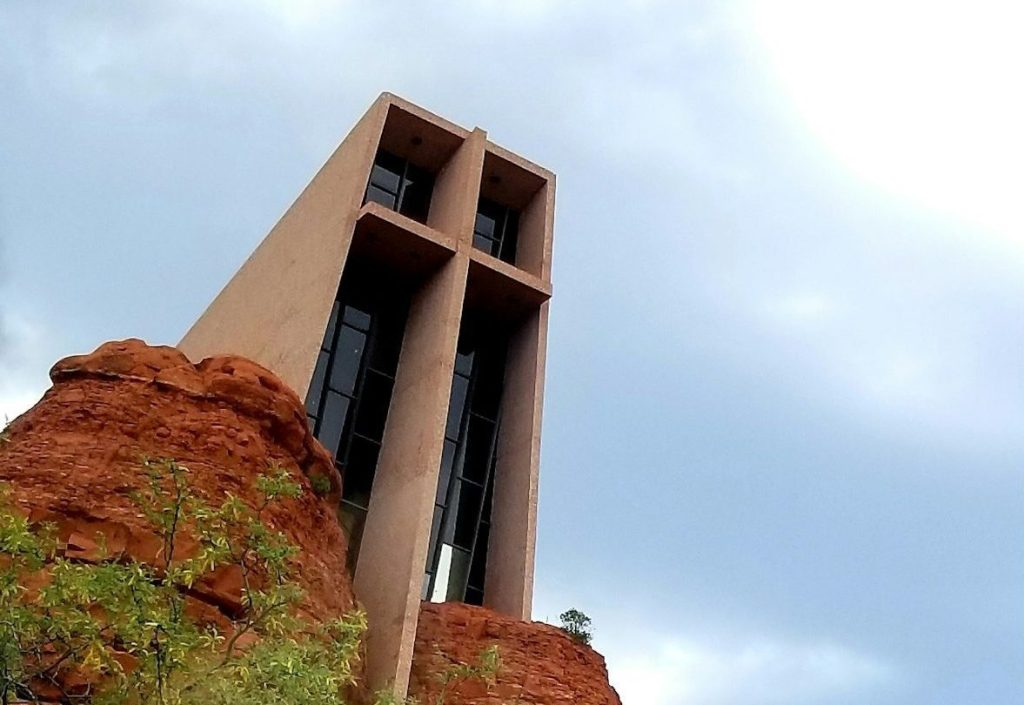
left=0, top=338, right=352, bottom=622
left=410, top=602, right=622, bottom=705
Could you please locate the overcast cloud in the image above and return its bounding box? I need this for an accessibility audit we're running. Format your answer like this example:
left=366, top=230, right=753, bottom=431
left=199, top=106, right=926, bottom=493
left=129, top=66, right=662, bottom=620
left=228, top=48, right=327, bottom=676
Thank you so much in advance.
left=2, top=2, right=1022, bottom=703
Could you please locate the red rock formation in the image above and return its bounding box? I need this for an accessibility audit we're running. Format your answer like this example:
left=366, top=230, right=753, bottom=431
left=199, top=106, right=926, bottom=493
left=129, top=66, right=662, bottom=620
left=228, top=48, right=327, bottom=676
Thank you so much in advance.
left=410, top=602, right=622, bottom=705
left=0, top=338, right=353, bottom=623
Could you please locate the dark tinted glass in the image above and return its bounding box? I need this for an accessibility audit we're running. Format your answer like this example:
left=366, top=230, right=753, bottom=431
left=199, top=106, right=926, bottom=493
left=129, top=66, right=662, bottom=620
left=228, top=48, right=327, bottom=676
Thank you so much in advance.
left=453, top=483, right=483, bottom=549
left=472, top=355, right=504, bottom=420
left=473, top=232, right=499, bottom=257
left=474, top=210, right=497, bottom=238
left=481, top=474, right=494, bottom=520
left=365, top=184, right=397, bottom=210
left=446, top=375, right=469, bottom=439
left=342, top=436, right=380, bottom=509
left=436, top=440, right=457, bottom=505
left=462, top=415, right=495, bottom=484
left=464, top=586, right=483, bottom=606
left=319, top=392, right=350, bottom=456
left=323, top=301, right=340, bottom=349
left=373, top=150, right=405, bottom=178
left=330, top=326, right=366, bottom=394
left=342, top=305, right=372, bottom=331
left=474, top=198, right=519, bottom=265
left=468, top=523, right=489, bottom=588
left=399, top=167, right=434, bottom=222
left=428, top=508, right=443, bottom=563
left=455, top=351, right=474, bottom=376
left=354, top=371, right=394, bottom=441
left=499, top=210, right=519, bottom=263
left=367, top=315, right=404, bottom=374
left=369, top=163, right=401, bottom=193
left=306, top=350, right=330, bottom=416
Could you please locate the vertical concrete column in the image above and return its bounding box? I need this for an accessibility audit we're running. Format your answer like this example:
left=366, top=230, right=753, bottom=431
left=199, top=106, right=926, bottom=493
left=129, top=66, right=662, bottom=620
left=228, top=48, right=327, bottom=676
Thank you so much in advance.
left=354, top=131, right=485, bottom=696
left=485, top=301, right=549, bottom=619
left=428, top=127, right=487, bottom=241
left=179, top=97, right=389, bottom=394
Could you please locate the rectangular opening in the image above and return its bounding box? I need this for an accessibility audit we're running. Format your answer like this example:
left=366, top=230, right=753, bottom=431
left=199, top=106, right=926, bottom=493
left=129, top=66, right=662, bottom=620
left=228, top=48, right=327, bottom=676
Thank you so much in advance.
left=422, top=312, right=510, bottom=606
left=476, top=150, right=551, bottom=277
left=362, top=105, right=465, bottom=225
left=303, top=253, right=417, bottom=574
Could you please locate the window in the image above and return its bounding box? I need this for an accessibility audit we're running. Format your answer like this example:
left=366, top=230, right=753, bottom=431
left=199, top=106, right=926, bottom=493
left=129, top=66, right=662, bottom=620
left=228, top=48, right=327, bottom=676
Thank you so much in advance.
left=364, top=149, right=435, bottom=223
left=473, top=197, right=519, bottom=265
left=423, top=323, right=507, bottom=605
left=304, top=270, right=410, bottom=573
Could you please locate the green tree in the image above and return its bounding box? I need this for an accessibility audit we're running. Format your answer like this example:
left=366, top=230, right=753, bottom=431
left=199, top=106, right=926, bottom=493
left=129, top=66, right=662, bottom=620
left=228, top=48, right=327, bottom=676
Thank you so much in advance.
left=558, top=608, right=593, bottom=646
left=0, top=459, right=365, bottom=705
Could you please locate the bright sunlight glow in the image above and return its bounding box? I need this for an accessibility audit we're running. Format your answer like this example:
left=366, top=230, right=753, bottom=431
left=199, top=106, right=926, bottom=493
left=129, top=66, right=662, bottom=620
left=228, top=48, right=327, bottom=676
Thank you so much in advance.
left=751, top=0, right=1024, bottom=243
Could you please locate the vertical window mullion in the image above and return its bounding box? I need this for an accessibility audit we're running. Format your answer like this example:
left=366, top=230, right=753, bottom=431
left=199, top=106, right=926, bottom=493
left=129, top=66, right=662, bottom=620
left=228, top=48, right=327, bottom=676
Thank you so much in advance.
left=465, top=407, right=501, bottom=592
left=311, top=298, right=346, bottom=434
left=426, top=366, right=474, bottom=590
left=395, top=159, right=411, bottom=214
left=338, top=313, right=378, bottom=479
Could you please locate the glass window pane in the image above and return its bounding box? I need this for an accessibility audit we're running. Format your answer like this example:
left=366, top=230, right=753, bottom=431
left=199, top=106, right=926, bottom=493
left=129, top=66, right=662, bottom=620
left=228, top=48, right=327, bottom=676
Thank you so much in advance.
left=473, top=232, right=499, bottom=257
left=399, top=164, right=434, bottom=223
left=436, top=440, right=457, bottom=505
left=342, top=305, right=372, bottom=331
left=446, top=375, right=469, bottom=440
left=481, top=473, right=494, bottom=522
left=427, top=506, right=443, bottom=570
left=318, top=392, right=350, bottom=457
left=305, top=350, right=330, bottom=416
left=474, top=210, right=497, bottom=238
left=469, top=521, right=489, bottom=589
left=455, top=351, right=474, bottom=377
left=368, top=313, right=404, bottom=374
left=445, top=546, right=471, bottom=601
left=465, top=586, right=484, bottom=606
left=373, top=150, right=405, bottom=176
left=462, top=415, right=495, bottom=484
left=323, top=301, right=340, bottom=349
left=471, top=354, right=504, bottom=420
left=341, top=436, right=380, bottom=509
left=453, top=481, right=483, bottom=549
left=354, top=371, right=394, bottom=441
left=369, top=163, right=401, bottom=194
left=498, top=209, right=519, bottom=264
left=329, top=326, right=366, bottom=395
left=366, top=184, right=397, bottom=210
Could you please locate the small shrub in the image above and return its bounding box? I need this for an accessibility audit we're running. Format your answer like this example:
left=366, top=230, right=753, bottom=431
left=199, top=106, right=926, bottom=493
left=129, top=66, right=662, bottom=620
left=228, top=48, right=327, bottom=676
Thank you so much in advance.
left=309, top=472, right=333, bottom=498
left=558, top=608, right=593, bottom=646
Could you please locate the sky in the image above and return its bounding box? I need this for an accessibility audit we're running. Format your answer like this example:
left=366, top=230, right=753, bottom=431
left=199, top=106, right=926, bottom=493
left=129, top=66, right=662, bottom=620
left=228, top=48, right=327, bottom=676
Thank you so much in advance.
left=2, top=2, right=1023, bottom=703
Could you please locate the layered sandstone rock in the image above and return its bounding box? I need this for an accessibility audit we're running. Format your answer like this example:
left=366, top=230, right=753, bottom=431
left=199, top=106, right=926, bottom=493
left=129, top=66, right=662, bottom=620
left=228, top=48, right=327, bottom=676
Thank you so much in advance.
left=0, top=338, right=353, bottom=622
left=410, top=602, right=622, bottom=705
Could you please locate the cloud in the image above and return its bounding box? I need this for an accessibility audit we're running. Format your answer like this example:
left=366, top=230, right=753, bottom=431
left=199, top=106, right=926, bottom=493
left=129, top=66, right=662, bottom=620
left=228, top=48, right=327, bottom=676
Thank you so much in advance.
left=533, top=587, right=895, bottom=705
left=609, top=635, right=894, bottom=705
left=0, top=312, right=49, bottom=423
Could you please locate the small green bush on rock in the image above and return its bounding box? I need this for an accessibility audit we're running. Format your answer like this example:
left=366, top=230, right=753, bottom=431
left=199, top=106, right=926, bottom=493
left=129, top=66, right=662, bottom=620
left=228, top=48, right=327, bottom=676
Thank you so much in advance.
left=558, top=608, right=593, bottom=646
